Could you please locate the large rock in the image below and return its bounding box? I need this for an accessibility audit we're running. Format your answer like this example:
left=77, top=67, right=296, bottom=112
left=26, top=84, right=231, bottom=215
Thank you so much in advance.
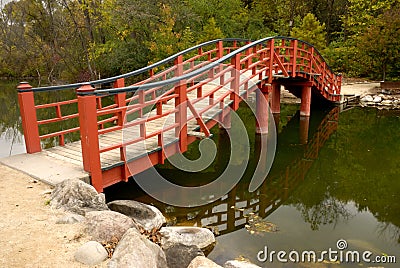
left=107, top=200, right=166, bottom=231
left=188, top=256, right=222, bottom=268
left=108, top=228, right=167, bottom=268
left=224, top=260, right=261, bottom=268
left=86, top=210, right=137, bottom=242
left=50, top=179, right=109, bottom=215
left=74, top=241, right=108, bottom=266
left=159, top=226, right=216, bottom=251
left=164, top=243, right=204, bottom=268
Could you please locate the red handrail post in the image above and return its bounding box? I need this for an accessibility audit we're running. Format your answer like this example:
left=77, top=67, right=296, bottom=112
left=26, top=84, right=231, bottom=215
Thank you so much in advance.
left=174, top=55, right=188, bottom=152
left=17, top=82, right=41, bottom=153
left=113, top=78, right=126, bottom=127
left=291, top=39, right=298, bottom=77
left=230, top=53, right=241, bottom=110
left=77, top=83, right=103, bottom=192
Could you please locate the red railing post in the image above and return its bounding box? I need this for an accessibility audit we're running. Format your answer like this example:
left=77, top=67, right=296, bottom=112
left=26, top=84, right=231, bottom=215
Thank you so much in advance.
left=268, top=39, right=275, bottom=84
left=230, top=53, right=241, bottom=110
left=17, top=82, right=41, bottom=153
left=174, top=55, right=188, bottom=152
left=291, top=39, right=298, bottom=77
left=77, top=83, right=103, bottom=192
left=113, top=78, right=126, bottom=127
left=216, top=41, right=223, bottom=59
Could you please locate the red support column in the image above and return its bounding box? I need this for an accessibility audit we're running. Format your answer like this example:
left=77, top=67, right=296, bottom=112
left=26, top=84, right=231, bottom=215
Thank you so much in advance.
left=174, top=55, right=188, bottom=152
left=270, top=83, right=281, bottom=114
left=256, top=84, right=269, bottom=134
left=299, top=116, right=310, bottom=144
left=77, top=84, right=103, bottom=192
left=300, top=85, right=312, bottom=117
left=17, top=82, right=41, bottom=153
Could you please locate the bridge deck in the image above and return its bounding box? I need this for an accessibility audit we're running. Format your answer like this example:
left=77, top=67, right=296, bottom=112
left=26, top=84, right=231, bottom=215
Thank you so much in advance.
left=1, top=71, right=262, bottom=185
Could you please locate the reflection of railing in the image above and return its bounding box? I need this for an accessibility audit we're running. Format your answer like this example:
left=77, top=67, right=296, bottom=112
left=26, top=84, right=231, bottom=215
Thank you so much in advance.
left=157, top=107, right=340, bottom=235
left=17, top=37, right=341, bottom=192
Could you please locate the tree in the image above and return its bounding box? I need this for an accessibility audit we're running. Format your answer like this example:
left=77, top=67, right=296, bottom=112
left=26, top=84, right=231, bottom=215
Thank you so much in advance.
left=290, top=13, right=326, bottom=50
left=355, top=6, right=400, bottom=80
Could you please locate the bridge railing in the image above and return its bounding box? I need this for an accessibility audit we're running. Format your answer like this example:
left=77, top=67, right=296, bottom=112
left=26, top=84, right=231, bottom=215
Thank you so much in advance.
left=17, top=37, right=341, bottom=191
left=17, top=39, right=247, bottom=154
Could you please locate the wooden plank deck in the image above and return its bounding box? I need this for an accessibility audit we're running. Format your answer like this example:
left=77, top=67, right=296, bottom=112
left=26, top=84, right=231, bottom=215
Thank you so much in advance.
left=46, top=69, right=263, bottom=170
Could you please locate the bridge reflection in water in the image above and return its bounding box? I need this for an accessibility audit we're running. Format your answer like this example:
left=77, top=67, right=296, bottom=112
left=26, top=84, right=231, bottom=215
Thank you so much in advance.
left=105, top=105, right=339, bottom=236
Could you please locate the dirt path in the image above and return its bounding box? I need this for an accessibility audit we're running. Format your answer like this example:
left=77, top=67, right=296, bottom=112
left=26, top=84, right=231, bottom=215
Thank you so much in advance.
left=0, top=164, right=107, bottom=268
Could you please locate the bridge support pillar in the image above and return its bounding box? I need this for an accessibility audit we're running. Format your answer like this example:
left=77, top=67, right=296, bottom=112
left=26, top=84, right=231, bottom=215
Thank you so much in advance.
left=270, top=83, right=281, bottom=114
left=299, top=116, right=310, bottom=145
left=300, top=85, right=312, bottom=117
left=256, top=85, right=269, bottom=134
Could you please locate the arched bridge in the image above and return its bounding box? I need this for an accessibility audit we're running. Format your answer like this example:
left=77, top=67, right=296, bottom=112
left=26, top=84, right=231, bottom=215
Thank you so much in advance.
left=14, top=37, right=342, bottom=192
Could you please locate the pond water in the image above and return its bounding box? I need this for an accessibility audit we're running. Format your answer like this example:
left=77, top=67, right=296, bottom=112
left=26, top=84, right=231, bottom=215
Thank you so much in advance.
left=1, top=81, right=399, bottom=267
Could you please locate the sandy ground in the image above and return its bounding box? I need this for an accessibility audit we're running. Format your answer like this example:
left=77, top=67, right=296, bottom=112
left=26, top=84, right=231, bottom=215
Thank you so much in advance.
left=340, top=81, right=381, bottom=96
left=0, top=164, right=107, bottom=268
left=0, top=82, right=381, bottom=268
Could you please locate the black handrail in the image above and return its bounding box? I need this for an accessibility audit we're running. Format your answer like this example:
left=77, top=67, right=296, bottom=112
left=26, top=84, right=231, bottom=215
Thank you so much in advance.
left=18, top=38, right=249, bottom=93
left=79, top=36, right=338, bottom=96
left=18, top=36, right=337, bottom=94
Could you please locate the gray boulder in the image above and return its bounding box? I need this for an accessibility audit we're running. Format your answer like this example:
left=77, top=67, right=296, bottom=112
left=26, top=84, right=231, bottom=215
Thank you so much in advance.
left=188, top=256, right=222, bottom=268
left=159, top=226, right=216, bottom=251
left=164, top=243, right=204, bottom=268
left=107, top=200, right=166, bottom=231
left=108, top=228, right=167, bottom=268
left=74, top=241, right=108, bottom=266
left=50, top=179, right=108, bottom=215
left=224, top=260, right=261, bottom=268
left=86, top=210, right=137, bottom=242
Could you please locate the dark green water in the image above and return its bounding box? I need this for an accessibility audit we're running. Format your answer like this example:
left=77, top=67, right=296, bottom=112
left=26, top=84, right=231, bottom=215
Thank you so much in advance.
left=105, top=104, right=400, bottom=267
left=1, top=81, right=399, bottom=267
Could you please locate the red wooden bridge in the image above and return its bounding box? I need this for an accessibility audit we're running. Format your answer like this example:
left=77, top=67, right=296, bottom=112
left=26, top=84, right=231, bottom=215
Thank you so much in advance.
left=14, top=37, right=342, bottom=192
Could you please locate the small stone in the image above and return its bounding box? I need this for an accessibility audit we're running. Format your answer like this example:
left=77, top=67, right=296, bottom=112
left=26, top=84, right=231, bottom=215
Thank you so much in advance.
left=56, top=213, right=85, bottom=224
left=381, top=100, right=393, bottom=106
left=41, top=189, right=52, bottom=195
left=373, top=96, right=382, bottom=103
left=361, top=95, right=373, bottom=102
left=74, top=241, right=108, bottom=266
left=159, top=226, right=216, bottom=251
left=188, top=256, right=222, bottom=268
left=224, top=260, right=261, bottom=268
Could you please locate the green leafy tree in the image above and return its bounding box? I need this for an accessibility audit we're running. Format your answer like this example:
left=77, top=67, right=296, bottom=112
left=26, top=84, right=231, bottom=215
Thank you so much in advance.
left=290, top=13, right=326, bottom=50
left=355, top=6, right=400, bottom=80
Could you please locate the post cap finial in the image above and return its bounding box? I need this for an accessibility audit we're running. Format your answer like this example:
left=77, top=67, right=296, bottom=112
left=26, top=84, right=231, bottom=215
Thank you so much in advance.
left=17, top=82, right=33, bottom=91
left=77, top=83, right=95, bottom=92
